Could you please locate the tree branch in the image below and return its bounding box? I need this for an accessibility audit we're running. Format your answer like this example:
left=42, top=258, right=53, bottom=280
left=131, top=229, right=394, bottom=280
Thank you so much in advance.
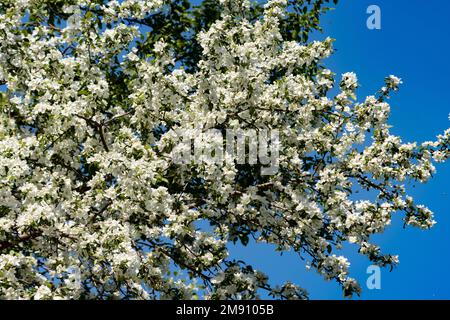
left=76, top=114, right=110, bottom=152
left=0, top=232, right=42, bottom=251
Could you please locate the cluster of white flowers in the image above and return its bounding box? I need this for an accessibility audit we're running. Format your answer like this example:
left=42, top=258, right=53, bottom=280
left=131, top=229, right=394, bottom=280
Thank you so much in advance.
left=0, top=0, right=449, bottom=299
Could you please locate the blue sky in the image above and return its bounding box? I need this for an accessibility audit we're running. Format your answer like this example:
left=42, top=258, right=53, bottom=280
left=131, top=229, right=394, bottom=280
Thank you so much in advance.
left=230, top=0, right=450, bottom=299
left=3, top=0, right=448, bottom=300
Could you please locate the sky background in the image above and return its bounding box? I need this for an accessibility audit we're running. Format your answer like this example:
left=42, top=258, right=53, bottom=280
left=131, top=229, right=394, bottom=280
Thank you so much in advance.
left=2, top=0, right=448, bottom=300
left=230, top=0, right=450, bottom=299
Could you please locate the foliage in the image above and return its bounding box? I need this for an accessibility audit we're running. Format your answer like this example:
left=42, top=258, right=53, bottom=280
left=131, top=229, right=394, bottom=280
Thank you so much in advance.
left=0, top=0, right=449, bottom=299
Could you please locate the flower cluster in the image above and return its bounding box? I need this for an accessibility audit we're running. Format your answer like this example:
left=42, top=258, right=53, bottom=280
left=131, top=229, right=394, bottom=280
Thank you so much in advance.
left=0, top=0, right=449, bottom=300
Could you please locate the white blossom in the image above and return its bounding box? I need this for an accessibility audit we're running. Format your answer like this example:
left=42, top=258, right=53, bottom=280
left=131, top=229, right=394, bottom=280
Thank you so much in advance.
left=0, top=0, right=448, bottom=300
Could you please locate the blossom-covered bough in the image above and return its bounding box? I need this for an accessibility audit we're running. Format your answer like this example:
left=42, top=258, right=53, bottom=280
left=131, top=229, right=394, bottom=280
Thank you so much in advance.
left=0, top=0, right=449, bottom=299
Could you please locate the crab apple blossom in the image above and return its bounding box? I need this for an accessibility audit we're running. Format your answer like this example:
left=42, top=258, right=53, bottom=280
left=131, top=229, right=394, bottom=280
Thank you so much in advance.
left=0, top=0, right=449, bottom=300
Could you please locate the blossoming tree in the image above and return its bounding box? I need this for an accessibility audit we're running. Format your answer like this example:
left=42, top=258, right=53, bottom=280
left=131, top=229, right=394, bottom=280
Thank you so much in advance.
left=0, top=0, right=449, bottom=299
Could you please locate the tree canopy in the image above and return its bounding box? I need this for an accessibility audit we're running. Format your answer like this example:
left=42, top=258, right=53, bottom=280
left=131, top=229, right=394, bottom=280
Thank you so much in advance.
left=0, top=0, right=449, bottom=299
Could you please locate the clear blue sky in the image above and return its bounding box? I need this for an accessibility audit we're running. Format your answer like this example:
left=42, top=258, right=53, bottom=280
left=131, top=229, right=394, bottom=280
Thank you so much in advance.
left=229, top=0, right=450, bottom=299
left=3, top=0, right=448, bottom=300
